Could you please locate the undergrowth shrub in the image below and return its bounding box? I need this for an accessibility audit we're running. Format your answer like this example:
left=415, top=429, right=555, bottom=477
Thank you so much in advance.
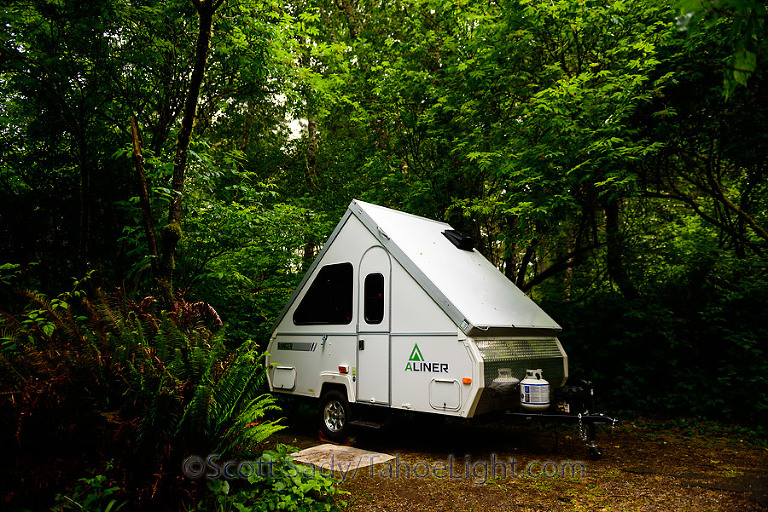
left=192, top=444, right=347, bottom=512
left=548, top=256, right=768, bottom=426
left=0, top=282, right=340, bottom=511
left=52, top=474, right=127, bottom=512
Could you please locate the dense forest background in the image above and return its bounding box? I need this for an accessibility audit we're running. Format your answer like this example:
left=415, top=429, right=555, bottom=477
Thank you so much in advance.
left=1, top=0, right=767, bottom=509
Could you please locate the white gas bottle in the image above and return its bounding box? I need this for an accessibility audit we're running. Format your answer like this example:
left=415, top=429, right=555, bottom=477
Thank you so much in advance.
left=520, top=369, right=550, bottom=411
left=489, top=368, right=520, bottom=396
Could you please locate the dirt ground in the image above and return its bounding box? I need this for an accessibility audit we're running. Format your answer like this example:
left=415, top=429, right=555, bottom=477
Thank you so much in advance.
left=268, top=409, right=768, bottom=511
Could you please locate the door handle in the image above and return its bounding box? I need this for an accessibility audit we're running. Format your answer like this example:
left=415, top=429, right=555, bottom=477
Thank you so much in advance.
left=358, top=339, right=365, bottom=350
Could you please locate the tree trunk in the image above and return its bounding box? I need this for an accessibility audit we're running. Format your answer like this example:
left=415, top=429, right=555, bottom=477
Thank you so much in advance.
left=156, top=0, right=222, bottom=306
left=299, top=114, right=318, bottom=272
left=76, top=125, right=90, bottom=276
left=605, top=197, right=641, bottom=300
left=516, top=243, right=536, bottom=289
left=307, top=114, right=317, bottom=180
left=503, top=216, right=518, bottom=282
left=338, top=0, right=362, bottom=39
left=130, top=117, right=160, bottom=279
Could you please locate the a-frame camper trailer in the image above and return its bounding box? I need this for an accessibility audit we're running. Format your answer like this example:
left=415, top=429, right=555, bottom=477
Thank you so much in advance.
left=266, top=199, right=615, bottom=458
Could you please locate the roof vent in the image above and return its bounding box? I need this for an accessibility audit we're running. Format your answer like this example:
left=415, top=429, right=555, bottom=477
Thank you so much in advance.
left=442, top=230, right=475, bottom=251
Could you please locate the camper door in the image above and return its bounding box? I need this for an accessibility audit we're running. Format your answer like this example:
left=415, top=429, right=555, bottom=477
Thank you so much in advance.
left=356, top=246, right=391, bottom=404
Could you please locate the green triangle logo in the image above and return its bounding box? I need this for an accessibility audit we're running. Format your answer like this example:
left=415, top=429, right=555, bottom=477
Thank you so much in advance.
left=408, top=344, right=424, bottom=362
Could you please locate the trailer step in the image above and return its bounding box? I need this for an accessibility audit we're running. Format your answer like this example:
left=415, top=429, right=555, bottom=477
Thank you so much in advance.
left=349, top=419, right=386, bottom=430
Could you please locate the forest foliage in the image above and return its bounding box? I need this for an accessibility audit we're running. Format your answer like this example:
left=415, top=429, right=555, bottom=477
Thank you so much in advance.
left=1, top=0, right=767, bottom=509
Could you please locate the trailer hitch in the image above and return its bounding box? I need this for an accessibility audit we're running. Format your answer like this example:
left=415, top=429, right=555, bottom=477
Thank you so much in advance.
left=506, top=411, right=619, bottom=460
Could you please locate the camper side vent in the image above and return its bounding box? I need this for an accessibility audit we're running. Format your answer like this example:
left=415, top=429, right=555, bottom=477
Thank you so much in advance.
left=442, top=230, right=475, bottom=251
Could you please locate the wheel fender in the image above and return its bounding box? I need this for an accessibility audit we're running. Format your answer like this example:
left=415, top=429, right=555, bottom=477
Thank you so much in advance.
left=318, top=372, right=356, bottom=402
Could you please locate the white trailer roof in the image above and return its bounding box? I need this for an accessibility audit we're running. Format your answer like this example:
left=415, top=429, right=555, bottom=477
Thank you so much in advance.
left=349, top=200, right=561, bottom=334
left=270, top=199, right=561, bottom=335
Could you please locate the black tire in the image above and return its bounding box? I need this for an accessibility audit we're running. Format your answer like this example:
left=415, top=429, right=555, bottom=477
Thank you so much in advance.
left=320, top=390, right=352, bottom=441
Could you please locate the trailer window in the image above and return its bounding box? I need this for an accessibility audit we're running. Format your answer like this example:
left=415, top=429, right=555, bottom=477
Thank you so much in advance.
left=364, top=273, right=385, bottom=324
left=293, top=262, right=353, bottom=325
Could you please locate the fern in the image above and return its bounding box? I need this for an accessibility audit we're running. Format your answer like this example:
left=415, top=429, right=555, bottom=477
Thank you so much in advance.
left=1, top=285, right=289, bottom=509
left=172, top=335, right=284, bottom=456
left=218, top=393, right=285, bottom=456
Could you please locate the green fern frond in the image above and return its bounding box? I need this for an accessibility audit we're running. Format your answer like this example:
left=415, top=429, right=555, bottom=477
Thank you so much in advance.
left=21, top=289, right=83, bottom=343
left=0, top=351, right=26, bottom=385
left=217, top=392, right=285, bottom=455
left=177, top=381, right=215, bottom=438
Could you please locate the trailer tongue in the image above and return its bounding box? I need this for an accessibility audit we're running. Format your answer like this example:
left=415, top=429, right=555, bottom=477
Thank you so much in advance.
left=506, top=377, right=619, bottom=459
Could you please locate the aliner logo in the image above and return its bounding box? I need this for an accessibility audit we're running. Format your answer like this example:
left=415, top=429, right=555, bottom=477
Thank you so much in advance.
left=404, top=343, right=449, bottom=373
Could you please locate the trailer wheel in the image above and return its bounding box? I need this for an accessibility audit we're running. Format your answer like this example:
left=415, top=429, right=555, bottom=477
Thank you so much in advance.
left=320, top=390, right=351, bottom=441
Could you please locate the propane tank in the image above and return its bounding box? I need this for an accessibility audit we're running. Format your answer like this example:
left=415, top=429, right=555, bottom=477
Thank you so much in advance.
left=520, top=369, right=550, bottom=411
left=489, top=368, right=520, bottom=396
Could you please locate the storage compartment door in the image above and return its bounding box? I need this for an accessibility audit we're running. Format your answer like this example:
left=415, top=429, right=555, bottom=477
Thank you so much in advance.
left=429, top=379, right=461, bottom=411
left=272, top=366, right=297, bottom=390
